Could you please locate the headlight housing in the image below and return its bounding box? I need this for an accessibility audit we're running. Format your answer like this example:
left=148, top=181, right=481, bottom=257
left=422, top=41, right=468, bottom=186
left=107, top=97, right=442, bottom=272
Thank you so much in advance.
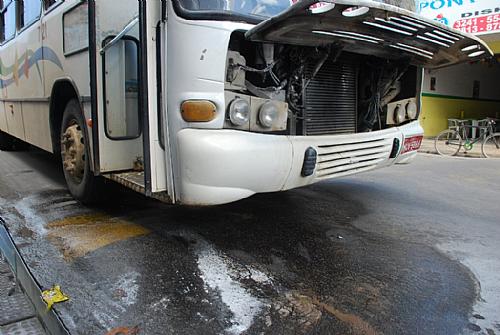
left=406, top=101, right=418, bottom=120
left=259, top=102, right=279, bottom=128
left=225, top=92, right=288, bottom=132
left=394, top=105, right=406, bottom=124
left=386, top=98, right=418, bottom=125
left=228, top=98, right=250, bottom=126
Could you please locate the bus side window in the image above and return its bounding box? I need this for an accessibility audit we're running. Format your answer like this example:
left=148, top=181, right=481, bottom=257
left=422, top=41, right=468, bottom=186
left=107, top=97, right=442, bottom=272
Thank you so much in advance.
left=103, top=38, right=140, bottom=139
left=17, top=0, right=42, bottom=30
left=1, top=0, right=16, bottom=42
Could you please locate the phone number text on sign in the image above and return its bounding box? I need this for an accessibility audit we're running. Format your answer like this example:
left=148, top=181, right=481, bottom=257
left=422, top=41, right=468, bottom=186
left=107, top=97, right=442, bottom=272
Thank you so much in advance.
left=453, top=14, right=500, bottom=34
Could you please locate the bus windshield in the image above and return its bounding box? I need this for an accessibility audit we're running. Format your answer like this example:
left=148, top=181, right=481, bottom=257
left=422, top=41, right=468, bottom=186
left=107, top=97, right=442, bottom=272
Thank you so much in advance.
left=175, top=1, right=416, bottom=22
left=176, top=0, right=293, bottom=19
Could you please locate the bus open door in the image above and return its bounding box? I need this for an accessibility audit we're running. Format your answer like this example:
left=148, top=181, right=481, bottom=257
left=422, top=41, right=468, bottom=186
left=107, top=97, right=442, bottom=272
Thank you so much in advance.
left=87, top=0, right=173, bottom=203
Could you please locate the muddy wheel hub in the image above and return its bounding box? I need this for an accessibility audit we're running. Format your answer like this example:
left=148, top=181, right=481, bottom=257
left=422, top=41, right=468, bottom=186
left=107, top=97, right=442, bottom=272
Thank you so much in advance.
left=61, top=123, right=85, bottom=183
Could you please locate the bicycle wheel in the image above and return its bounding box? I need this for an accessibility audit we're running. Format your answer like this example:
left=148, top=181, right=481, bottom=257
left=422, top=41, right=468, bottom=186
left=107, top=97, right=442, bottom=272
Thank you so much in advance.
left=435, top=130, right=462, bottom=156
left=481, top=133, right=500, bottom=158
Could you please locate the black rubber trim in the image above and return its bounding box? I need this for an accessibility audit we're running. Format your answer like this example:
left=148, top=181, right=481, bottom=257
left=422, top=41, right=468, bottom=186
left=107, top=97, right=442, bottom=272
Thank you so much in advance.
left=156, top=21, right=164, bottom=150
left=171, top=0, right=263, bottom=24
left=301, top=147, right=317, bottom=177
left=161, top=0, right=167, bottom=21
left=390, top=138, right=401, bottom=158
left=88, top=0, right=100, bottom=174
left=139, top=1, right=152, bottom=196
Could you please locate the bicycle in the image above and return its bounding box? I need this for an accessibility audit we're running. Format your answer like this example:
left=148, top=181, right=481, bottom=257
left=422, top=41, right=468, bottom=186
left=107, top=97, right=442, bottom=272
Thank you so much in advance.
left=434, top=119, right=500, bottom=158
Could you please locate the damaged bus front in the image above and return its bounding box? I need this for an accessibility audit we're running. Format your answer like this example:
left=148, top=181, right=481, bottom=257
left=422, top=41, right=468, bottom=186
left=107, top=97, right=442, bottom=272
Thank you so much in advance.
left=168, top=0, right=492, bottom=204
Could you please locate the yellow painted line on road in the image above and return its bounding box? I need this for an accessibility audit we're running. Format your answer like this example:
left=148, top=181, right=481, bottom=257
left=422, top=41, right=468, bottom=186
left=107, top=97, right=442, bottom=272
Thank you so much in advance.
left=47, top=213, right=150, bottom=260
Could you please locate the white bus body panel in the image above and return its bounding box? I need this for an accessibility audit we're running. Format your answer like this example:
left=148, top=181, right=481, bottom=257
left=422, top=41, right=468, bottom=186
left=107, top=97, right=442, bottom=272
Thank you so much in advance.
left=23, top=102, right=52, bottom=151
left=164, top=2, right=427, bottom=205
left=43, top=1, right=94, bottom=154
left=145, top=2, right=168, bottom=194
left=0, top=0, right=170, bottom=196
left=16, top=13, right=51, bottom=152
left=176, top=121, right=423, bottom=205
left=1, top=14, right=44, bottom=144
left=3, top=102, right=25, bottom=140
left=43, top=2, right=91, bottom=99
left=0, top=0, right=94, bottom=153
left=166, top=5, right=254, bottom=202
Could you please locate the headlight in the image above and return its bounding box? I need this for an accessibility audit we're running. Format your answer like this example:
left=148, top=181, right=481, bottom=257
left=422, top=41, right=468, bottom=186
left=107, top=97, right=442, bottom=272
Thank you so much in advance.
left=259, top=102, right=279, bottom=128
left=228, top=98, right=250, bottom=126
left=394, top=105, right=406, bottom=124
left=406, top=101, right=418, bottom=119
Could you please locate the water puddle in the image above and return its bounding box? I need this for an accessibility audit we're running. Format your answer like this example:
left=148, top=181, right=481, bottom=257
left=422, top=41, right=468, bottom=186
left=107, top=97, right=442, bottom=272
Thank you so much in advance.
left=47, top=214, right=150, bottom=260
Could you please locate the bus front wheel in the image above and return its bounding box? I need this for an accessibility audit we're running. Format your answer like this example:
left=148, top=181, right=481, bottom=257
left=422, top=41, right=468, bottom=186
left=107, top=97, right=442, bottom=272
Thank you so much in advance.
left=60, top=99, right=100, bottom=204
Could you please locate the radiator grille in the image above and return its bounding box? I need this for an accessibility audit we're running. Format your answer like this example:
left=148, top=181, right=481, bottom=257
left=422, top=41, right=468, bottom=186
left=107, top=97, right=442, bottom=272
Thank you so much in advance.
left=304, top=58, right=357, bottom=136
left=316, top=137, right=393, bottom=179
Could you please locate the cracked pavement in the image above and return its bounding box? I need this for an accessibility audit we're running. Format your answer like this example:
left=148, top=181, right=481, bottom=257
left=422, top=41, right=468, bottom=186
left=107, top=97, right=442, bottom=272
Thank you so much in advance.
left=0, top=149, right=499, bottom=335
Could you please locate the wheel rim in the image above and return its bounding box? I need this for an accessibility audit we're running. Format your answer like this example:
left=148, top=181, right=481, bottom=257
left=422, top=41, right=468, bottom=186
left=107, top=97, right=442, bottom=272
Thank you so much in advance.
left=61, top=121, right=86, bottom=184
left=483, top=135, right=500, bottom=158
left=435, top=131, right=461, bottom=156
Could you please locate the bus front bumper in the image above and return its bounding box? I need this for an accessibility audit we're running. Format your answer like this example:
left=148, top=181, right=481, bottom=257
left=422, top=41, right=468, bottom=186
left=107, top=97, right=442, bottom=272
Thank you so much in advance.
left=176, top=121, right=423, bottom=205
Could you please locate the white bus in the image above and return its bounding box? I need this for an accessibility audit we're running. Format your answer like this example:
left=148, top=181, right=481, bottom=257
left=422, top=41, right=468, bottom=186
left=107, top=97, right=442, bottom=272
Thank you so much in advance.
left=0, top=0, right=492, bottom=205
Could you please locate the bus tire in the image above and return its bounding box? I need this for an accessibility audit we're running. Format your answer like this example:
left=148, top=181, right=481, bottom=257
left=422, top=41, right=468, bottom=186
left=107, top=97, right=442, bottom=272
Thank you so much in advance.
left=0, top=131, right=16, bottom=151
left=60, top=99, right=100, bottom=204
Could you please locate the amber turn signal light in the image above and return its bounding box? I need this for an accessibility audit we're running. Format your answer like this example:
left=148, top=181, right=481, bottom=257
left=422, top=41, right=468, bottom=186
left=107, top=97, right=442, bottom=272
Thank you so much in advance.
left=181, top=100, right=216, bottom=122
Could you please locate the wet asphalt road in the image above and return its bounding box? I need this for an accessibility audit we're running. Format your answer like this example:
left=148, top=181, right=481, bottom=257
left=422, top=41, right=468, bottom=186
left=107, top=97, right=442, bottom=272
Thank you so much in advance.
left=0, top=148, right=499, bottom=335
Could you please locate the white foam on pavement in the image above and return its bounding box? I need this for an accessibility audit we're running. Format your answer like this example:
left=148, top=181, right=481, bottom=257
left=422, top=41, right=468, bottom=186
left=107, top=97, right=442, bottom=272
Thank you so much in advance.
left=195, top=241, right=266, bottom=334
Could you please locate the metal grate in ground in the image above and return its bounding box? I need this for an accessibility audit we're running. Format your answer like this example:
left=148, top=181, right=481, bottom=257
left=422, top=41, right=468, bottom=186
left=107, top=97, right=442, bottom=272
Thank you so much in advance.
left=1, top=318, right=46, bottom=335
left=0, top=256, right=46, bottom=334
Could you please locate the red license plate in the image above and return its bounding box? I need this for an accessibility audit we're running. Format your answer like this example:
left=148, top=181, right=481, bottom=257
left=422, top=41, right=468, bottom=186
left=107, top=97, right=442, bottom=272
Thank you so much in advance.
left=401, top=136, right=423, bottom=154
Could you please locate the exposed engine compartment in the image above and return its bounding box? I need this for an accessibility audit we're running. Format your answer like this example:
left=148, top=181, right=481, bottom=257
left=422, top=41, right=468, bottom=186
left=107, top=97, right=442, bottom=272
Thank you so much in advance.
left=225, top=31, right=420, bottom=136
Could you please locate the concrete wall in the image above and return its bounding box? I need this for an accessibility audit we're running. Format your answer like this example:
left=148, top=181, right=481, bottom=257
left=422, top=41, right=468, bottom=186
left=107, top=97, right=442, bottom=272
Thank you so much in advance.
left=423, top=62, right=500, bottom=100
left=487, top=40, right=500, bottom=54
left=412, top=0, right=500, bottom=137
left=420, top=97, right=500, bottom=136
left=421, top=62, right=500, bottom=136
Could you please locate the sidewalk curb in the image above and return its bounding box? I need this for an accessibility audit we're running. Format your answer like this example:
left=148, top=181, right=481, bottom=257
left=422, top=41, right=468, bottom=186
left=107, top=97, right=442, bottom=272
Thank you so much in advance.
left=0, top=217, right=69, bottom=335
left=419, top=139, right=497, bottom=159
left=417, top=152, right=481, bottom=160
left=418, top=151, right=490, bottom=160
